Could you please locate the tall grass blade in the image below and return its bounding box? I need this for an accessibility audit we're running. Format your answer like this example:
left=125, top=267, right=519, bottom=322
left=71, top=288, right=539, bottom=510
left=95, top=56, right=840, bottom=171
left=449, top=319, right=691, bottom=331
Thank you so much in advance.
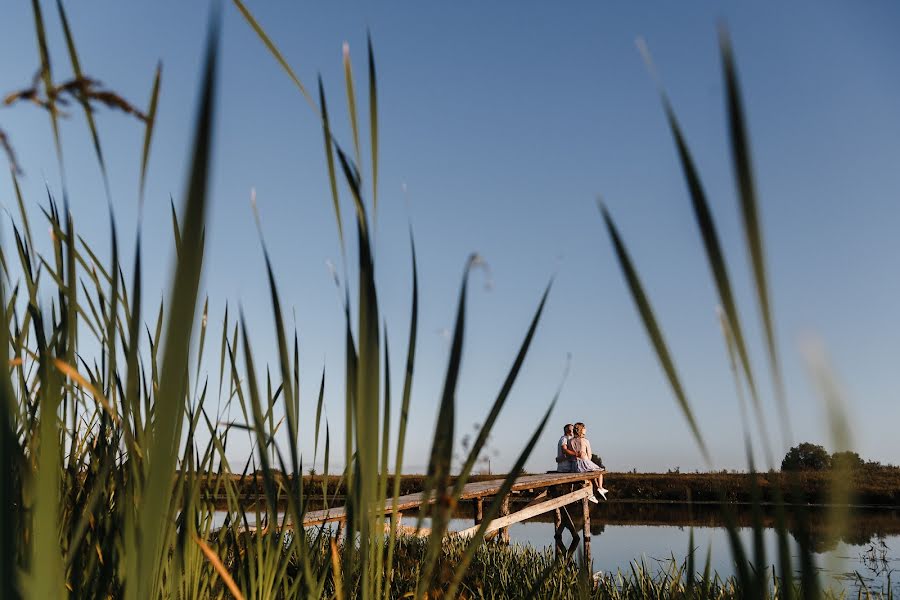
left=599, top=201, right=709, bottom=462
left=28, top=306, right=66, bottom=598
left=318, top=77, right=345, bottom=253
left=453, top=279, right=551, bottom=496
left=30, top=0, right=64, bottom=176
left=194, top=536, right=246, bottom=600
left=0, top=241, right=19, bottom=600
left=230, top=0, right=317, bottom=110
left=720, top=27, right=791, bottom=446
left=140, top=63, right=162, bottom=208
left=313, top=366, right=325, bottom=465
left=217, top=303, right=229, bottom=402
left=383, top=232, right=418, bottom=600
left=415, top=255, right=478, bottom=599
left=56, top=0, right=109, bottom=198
left=342, top=42, right=362, bottom=178
left=638, top=39, right=770, bottom=458
left=374, top=331, right=391, bottom=600
left=367, top=32, right=378, bottom=215
left=444, top=392, right=559, bottom=600
left=170, top=197, right=182, bottom=257
left=11, top=172, right=34, bottom=272
left=137, top=12, right=219, bottom=597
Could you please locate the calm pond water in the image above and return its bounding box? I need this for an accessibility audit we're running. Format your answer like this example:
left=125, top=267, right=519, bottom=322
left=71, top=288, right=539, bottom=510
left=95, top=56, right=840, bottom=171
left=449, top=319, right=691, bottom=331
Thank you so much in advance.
left=403, top=502, right=900, bottom=595
left=219, top=503, right=900, bottom=594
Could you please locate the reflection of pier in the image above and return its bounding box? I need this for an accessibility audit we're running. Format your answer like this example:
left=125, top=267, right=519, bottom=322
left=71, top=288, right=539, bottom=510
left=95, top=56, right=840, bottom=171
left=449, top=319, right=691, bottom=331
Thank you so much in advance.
left=301, top=471, right=605, bottom=566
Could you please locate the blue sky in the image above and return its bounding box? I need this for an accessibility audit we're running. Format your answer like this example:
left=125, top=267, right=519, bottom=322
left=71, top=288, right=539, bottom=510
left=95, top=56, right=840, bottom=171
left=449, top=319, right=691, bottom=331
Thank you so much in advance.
left=2, top=1, right=899, bottom=473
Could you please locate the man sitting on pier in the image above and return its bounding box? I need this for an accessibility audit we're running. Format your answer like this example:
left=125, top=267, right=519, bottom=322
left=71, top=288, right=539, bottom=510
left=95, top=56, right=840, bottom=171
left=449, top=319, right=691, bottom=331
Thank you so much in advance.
left=555, top=423, right=575, bottom=472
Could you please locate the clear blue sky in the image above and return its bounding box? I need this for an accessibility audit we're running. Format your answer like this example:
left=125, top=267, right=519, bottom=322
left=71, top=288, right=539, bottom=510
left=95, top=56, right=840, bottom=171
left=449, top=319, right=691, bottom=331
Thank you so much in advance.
left=2, top=1, right=899, bottom=473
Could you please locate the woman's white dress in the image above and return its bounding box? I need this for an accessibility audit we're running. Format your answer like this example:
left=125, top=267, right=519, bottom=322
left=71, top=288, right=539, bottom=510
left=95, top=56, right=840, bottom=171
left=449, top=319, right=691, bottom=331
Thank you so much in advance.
left=569, top=437, right=602, bottom=472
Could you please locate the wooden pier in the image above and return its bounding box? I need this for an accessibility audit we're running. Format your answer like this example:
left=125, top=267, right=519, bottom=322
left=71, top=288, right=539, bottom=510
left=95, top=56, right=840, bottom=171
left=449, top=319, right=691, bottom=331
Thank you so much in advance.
left=300, top=471, right=605, bottom=566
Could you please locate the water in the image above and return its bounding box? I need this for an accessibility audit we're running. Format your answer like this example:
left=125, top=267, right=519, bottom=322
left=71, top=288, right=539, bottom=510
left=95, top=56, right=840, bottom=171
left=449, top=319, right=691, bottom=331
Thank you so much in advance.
left=215, top=503, right=900, bottom=594
left=403, top=504, right=900, bottom=595
left=505, top=521, right=897, bottom=594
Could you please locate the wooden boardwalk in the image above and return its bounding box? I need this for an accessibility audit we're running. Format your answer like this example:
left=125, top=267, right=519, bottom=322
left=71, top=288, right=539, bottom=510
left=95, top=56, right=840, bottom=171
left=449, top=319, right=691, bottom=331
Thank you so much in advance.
left=301, top=471, right=606, bottom=566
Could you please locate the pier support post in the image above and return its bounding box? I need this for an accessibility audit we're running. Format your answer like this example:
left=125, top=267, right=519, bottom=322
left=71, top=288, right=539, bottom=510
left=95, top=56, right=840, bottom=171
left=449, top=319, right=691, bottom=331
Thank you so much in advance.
left=553, top=507, right=563, bottom=557
left=499, top=494, right=510, bottom=543
left=474, top=497, right=483, bottom=525
left=581, top=496, right=592, bottom=571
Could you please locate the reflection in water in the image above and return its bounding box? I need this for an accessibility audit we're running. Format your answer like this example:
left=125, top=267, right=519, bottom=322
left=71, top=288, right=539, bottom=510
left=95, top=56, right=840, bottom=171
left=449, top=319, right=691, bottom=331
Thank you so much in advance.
left=221, top=502, right=900, bottom=594
left=486, top=502, right=900, bottom=595
left=471, top=500, right=900, bottom=554
left=396, top=501, right=899, bottom=593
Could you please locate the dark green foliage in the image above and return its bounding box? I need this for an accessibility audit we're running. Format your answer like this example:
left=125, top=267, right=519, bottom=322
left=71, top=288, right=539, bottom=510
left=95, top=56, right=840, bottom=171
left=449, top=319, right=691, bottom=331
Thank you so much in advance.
left=831, top=450, right=864, bottom=471
left=782, top=443, right=832, bottom=472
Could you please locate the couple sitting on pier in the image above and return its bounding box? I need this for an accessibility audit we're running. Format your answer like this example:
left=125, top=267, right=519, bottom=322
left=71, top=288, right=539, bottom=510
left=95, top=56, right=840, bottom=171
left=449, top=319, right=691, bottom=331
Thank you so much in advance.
left=555, top=422, right=609, bottom=503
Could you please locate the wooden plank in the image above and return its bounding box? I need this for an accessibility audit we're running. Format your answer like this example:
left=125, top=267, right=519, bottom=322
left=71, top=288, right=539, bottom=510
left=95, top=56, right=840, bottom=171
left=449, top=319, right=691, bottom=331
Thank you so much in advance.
left=455, top=485, right=591, bottom=540
left=299, top=472, right=606, bottom=526
left=521, top=490, right=548, bottom=510
left=499, top=493, right=511, bottom=543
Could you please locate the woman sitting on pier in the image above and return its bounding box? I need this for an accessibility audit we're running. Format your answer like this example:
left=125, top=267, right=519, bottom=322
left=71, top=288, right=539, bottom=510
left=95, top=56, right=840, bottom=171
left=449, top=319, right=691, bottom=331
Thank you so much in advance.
left=568, top=422, right=609, bottom=502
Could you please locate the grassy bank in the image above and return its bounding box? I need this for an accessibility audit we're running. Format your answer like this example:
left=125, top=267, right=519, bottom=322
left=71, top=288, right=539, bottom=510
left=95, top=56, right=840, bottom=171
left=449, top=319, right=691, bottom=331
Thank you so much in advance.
left=605, top=471, right=900, bottom=507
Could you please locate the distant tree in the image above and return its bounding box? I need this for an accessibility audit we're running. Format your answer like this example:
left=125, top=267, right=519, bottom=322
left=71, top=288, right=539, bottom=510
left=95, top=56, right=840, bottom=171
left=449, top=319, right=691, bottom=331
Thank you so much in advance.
left=831, top=450, right=864, bottom=471
left=781, top=443, right=831, bottom=471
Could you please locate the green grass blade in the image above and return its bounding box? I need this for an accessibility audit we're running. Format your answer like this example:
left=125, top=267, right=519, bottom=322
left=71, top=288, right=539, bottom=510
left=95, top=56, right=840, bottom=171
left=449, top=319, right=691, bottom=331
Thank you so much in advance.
left=230, top=0, right=317, bottom=110
left=257, top=229, right=300, bottom=481
left=170, top=196, right=182, bottom=257
left=720, top=27, right=791, bottom=445
left=444, top=392, right=559, bottom=600
left=195, top=296, right=209, bottom=387
left=374, top=330, right=391, bottom=600
left=348, top=110, right=380, bottom=598
left=30, top=0, right=64, bottom=177
left=638, top=38, right=771, bottom=458
left=239, top=316, right=280, bottom=516
left=721, top=504, right=751, bottom=592
left=104, top=217, right=119, bottom=402
left=318, top=77, right=345, bottom=254
left=140, top=63, right=162, bottom=208
left=771, top=482, right=794, bottom=593
left=123, top=234, right=143, bottom=444
left=367, top=32, right=378, bottom=216
left=342, top=42, right=362, bottom=178
left=383, top=232, right=418, bottom=600
left=794, top=501, right=821, bottom=600
left=0, top=245, right=19, bottom=600
left=11, top=172, right=34, bottom=273
left=686, top=527, right=696, bottom=594
left=28, top=305, right=66, bottom=598
left=137, top=12, right=219, bottom=597
left=453, top=279, right=551, bottom=497
left=217, top=303, right=229, bottom=403
left=657, top=89, right=770, bottom=460
left=599, top=202, right=709, bottom=462
left=56, top=0, right=109, bottom=199
left=313, top=366, right=325, bottom=465
left=415, top=255, right=476, bottom=599
left=392, top=231, right=418, bottom=486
